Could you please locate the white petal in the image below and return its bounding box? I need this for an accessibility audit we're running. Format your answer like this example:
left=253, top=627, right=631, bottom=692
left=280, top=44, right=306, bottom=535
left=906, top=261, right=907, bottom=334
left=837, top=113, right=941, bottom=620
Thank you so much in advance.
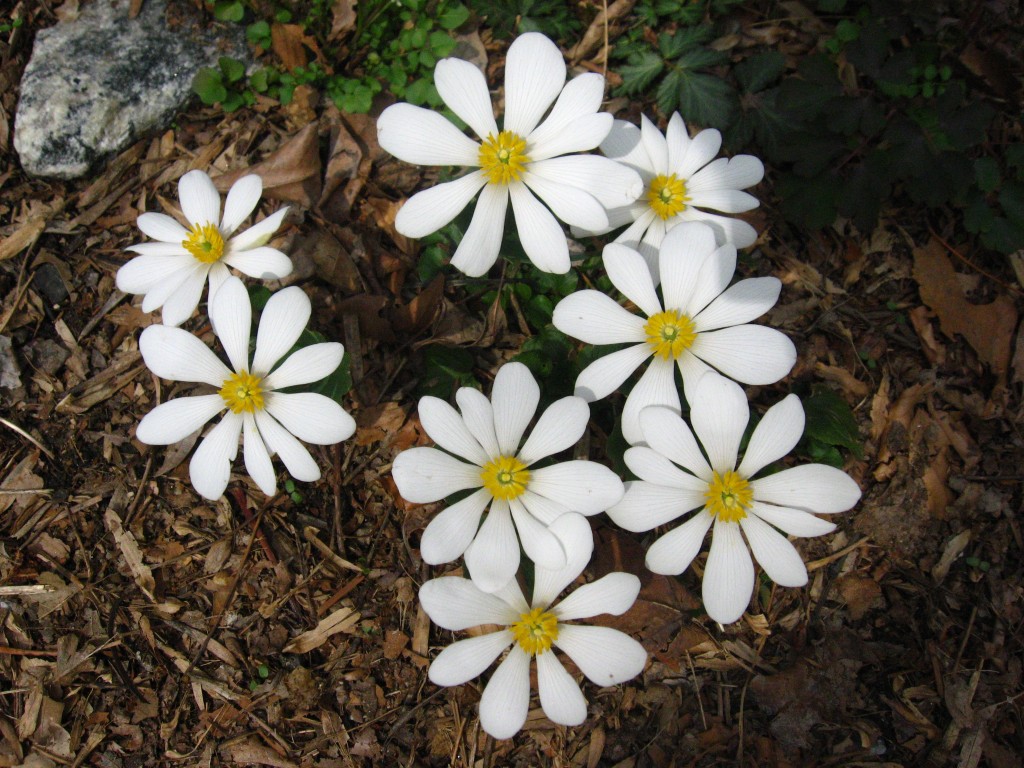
left=478, top=645, right=531, bottom=740
left=740, top=513, right=808, bottom=587
left=420, top=488, right=491, bottom=564
left=465, top=501, right=520, bottom=593
left=748, top=501, right=837, bottom=537
left=420, top=577, right=520, bottom=630
left=125, top=241, right=190, bottom=257
left=254, top=409, right=320, bottom=482
left=530, top=113, right=612, bottom=161
left=262, top=343, right=343, bottom=390
left=680, top=208, right=759, bottom=249
left=622, top=446, right=706, bottom=494
left=516, top=490, right=571, bottom=526
left=644, top=508, right=714, bottom=574
left=702, top=518, right=754, bottom=624
left=687, top=154, right=765, bottom=194
left=677, top=350, right=716, bottom=406
left=522, top=171, right=608, bottom=231
left=637, top=406, right=713, bottom=480
left=527, top=72, right=605, bottom=155
left=395, top=172, right=487, bottom=238
left=137, top=212, right=189, bottom=243
left=606, top=479, right=703, bottom=533
left=637, top=216, right=667, bottom=280
left=688, top=243, right=736, bottom=315
left=658, top=221, right=718, bottom=313
left=503, top=32, right=566, bottom=136
left=639, top=115, right=669, bottom=176
left=208, top=276, right=251, bottom=373
left=252, top=285, right=311, bottom=375
left=751, top=464, right=862, bottom=513
left=536, top=652, right=587, bottom=726
left=689, top=188, right=760, bottom=214
left=136, top=394, right=224, bottom=445
left=674, top=126, right=722, bottom=179
left=554, top=625, right=646, bottom=686
left=690, top=373, right=749, bottom=473
left=189, top=412, right=242, bottom=500
left=435, top=57, right=498, bottom=140
left=417, top=397, right=490, bottom=466
left=429, top=632, right=513, bottom=687
left=604, top=243, right=662, bottom=318
left=529, top=461, right=624, bottom=515
left=159, top=264, right=209, bottom=327
left=490, top=578, right=531, bottom=615
left=553, top=573, right=640, bottom=621
left=390, top=447, right=482, bottom=503
left=552, top=291, right=645, bottom=345
left=737, top=394, right=804, bottom=478
left=510, top=498, right=566, bottom=570
left=664, top=113, right=691, bottom=173
left=138, top=256, right=190, bottom=315
left=692, top=325, right=797, bottom=385
left=222, top=246, right=293, bottom=280
left=620, top=356, right=679, bottom=446
left=178, top=170, right=222, bottom=227
left=227, top=208, right=288, bottom=252
left=531, top=513, right=593, bottom=608
left=263, top=392, right=356, bottom=444
left=516, top=396, right=589, bottom=465
left=116, top=253, right=191, bottom=294
left=208, top=262, right=231, bottom=303
left=573, top=345, right=650, bottom=402
left=601, top=119, right=651, bottom=172
left=376, top=103, right=480, bottom=166
left=138, top=325, right=231, bottom=386
left=243, top=412, right=277, bottom=496
left=694, top=277, right=781, bottom=332
left=455, top=386, right=500, bottom=458
left=450, top=183, right=508, bottom=277
left=220, top=175, right=262, bottom=236
left=531, top=155, right=644, bottom=208
left=492, top=362, right=540, bottom=456
left=509, top=183, right=569, bottom=274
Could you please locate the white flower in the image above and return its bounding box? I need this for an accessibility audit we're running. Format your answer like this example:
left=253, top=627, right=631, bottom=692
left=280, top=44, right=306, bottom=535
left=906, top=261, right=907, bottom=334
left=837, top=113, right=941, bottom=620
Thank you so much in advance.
left=392, top=362, right=624, bottom=592
left=419, top=514, right=646, bottom=739
left=552, top=221, right=796, bottom=445
left=606, top=373, right=862, bottom=624
left=582, top=113, right=764, bottom=278
left=376, top=32, right=643, bottom=277
left=135, top=277, right=355, bottom=500
left=117, top=170, right=293, bottom=327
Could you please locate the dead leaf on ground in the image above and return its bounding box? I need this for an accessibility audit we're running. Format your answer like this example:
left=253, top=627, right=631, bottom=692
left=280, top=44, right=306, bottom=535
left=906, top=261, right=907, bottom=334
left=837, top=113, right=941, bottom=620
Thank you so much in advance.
left=213, top=123, right=322, bottom=208
left=271, top=23, right=323, bottom=71
left=283, top=605, right=360, bottom=653
left=393, top=275, right=445, bottom=336
left=294, top=226, right=362, bottom=293
left=329, top=0, right=357, bottom=41
left=912, top=239, right=1017, bottom=381
left=355, top=401, right=409, bottom=447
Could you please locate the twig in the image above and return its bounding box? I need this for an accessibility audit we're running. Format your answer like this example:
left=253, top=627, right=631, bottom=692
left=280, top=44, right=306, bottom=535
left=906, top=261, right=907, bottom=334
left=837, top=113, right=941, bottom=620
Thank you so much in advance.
left=0, top=417, right=55, bottom=461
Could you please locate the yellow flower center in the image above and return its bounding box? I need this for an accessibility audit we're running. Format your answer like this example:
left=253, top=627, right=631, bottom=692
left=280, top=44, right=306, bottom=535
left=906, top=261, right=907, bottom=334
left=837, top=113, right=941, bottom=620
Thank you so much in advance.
left=478, top=131, right=530, bottom=185
left=182, top=222, right=225, bottom=264
left=510, top=607, right=559, bottom=656
left=705, top=470, right=753, bottom=523
left=480, top=455, right=530, bottom=501
left=647, top=174, right=689, bottom=219
left=219, top=371, right=264, bottom=414
left=644, top=310, right=697, bottom=360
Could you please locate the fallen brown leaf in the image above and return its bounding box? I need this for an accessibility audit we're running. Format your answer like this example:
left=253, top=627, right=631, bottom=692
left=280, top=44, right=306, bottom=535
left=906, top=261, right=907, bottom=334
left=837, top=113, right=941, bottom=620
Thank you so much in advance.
left=283, top=605, right=360, bottom=653
left=213, top=123, right=322, bottom=208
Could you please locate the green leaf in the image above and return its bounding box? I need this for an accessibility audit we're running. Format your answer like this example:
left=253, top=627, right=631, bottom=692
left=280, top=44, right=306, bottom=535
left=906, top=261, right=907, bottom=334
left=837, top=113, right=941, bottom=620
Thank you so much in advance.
left=974, top=157, right=1000, bottom=193
left=247, top=20, right=271, bottom=46
left=221, top=90, right=245, bottom=113
left=193, top=68, right=227, bottom=105
left=438, top=3, right=470, bottom=29
left=617, top=51, right=665, bottom=96
left=803, top=387, right=863, bottom=458
left=214, top=0, right=244, bottom=22
left=734, top=51, right=786, bottom=93
left=219, top=57, right=246, bottom=84
left=677, top=71, right=737, bottom=129
left=655, top=68, right=682, bottom=114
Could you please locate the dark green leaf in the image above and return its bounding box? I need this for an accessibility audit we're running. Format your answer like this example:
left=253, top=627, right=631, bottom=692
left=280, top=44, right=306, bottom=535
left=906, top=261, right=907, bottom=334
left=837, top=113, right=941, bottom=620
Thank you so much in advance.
left=677, top=72, right=737, bottom=129
left=804, top=387, right=863, bottom=458
left=214, top=0, right=244, bottom=22
left=193, top=67, right=227, bottom=105
left=617, top=51, right=665, bottom=96
left=655, top=68, right=682, bottom=114
left=219, top=57, right=246, bottom=84
left=734, top=51, right=785, bottom=93
left=438, top=3, right=470, bottom=29
left=974, top=157, right=1000, bottom=193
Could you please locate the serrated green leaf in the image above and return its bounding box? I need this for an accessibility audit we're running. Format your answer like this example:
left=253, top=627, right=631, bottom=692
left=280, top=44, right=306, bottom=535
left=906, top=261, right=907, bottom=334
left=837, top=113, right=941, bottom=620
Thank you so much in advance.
left=974, top=156, right=1000, bottom=193
left=677, top=71, right=737, bottom=129
left=655, top=68, right=682, bottom=114
left=617, top=51, right=665, bottom=96
left=675, top=46, right=728, bottom=72
left=657, top=27, right=711, bottom=59
left=804, top=388, right=863, bottom=458
left=735, top=51, right=786, bottom=93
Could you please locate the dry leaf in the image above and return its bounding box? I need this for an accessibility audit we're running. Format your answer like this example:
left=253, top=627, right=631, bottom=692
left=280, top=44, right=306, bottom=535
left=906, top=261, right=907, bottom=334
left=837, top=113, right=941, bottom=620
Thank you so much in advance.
left=104, top=501, right=156, bottom=601
left=213, top=124, right=322, bottom=208
left=271, top=23, right=315, bottom=70
left=222, top=738, right=299, bottom=768
left=283, top=606, right=360, bottom=653
left=295, top=227, right=361, bottom=292
left=329, top=0, right=357, bottom=41
left=912, top=239, right=1016, bottom=380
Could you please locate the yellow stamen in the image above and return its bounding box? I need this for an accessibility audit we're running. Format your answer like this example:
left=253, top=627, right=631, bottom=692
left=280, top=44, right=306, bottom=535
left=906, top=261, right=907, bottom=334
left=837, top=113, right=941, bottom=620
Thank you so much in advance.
left=480, top=455, right=530, bottom=501
left=219, top=371, right=264, bottom=414
left=644, top=310, right=697, bottom=360
left=704, top=470, right=753, bottom=523
left=182, top=222, right=225, bottom=264
left=478, top=131, right=530, bottom=185
left=510, top=607, right=559, bottom=655
left=647, top=174, right=689, bottom=219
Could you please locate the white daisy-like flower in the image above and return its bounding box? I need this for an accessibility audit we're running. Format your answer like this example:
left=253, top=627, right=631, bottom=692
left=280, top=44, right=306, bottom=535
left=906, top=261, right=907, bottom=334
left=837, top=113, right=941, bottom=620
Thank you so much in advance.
left=135, top=277, right=355, bottom=500
left=606, top=373, right=862, bottom=624
left=376, top=32, right=643, bottom=277
left=392, top=362, right=624, bottom=592
left=552, top=221, right=796, bottom=445
left=420, top=514, right=646, bottom=739
left=581, top=113, right=764, bottom=279
left=117, top=170, right=293, bottom=327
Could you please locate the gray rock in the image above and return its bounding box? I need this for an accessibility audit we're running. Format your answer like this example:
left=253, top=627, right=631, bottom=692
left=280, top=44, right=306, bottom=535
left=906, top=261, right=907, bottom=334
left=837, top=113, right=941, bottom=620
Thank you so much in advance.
left=14, top=0, right=248, bottom=179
